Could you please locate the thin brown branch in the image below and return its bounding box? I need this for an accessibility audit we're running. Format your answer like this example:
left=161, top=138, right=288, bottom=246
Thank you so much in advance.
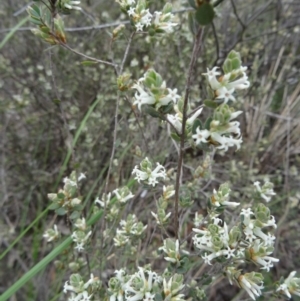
left=174, top=27, right=203, bottom=239
left=60, top=42, right=118, bottom=68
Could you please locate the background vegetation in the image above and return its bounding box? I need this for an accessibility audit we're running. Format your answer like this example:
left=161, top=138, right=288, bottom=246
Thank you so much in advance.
left=0, top=0, right=299, bottom=300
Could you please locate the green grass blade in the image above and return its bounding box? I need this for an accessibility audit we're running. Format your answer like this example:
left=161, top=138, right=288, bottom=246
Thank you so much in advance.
left=0, top=16, right=30, bottom=50
left=0, top=210, right=103, bottom=301
left=0, top=97, right=102, bottom=261
left=54, top=97, right=102, bottom=187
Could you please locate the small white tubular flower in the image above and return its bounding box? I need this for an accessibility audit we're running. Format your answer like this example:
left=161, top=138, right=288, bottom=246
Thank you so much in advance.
left=132, top=158, right=166, bottom=186
left=253, top=181, right=276, bottom=202
left=237, top=273, right=264, bottom=300
left=127, top=7, right=136, bottom=16
left=163, top=274, right=185, bottom=301
left=166, top=114, right=182, bottom=133
left=151, top=210, right=171, bottom=225
left=78, top=173, right=86, bottom=182
left=63, top=0, right=82, bottom=10
left=74, top=218, right=87, bottom=231
left=225, top=71, right=250, bottom=90
left=113, top=187, right=134, bottom=204
left=153, top=11, right=178, bottom=33
left=202, top=67, right=222, bottom=90
left=71, top=230, right=92, bottom=252
left=216, top=86, right=236, bottom=103
left=159, top=239, right=184, bottom=264
left=43, top=224, right=60, bottom=242
left=125, top=267, right=161, bottom=301
left=166, top=88, right=181, bottom=103
left=192, top=127, right=210, bottom=145
left=211, top=132, right=243, bottom=152
left=277, top=271, right=300, bottom=299
left=95, top=192, right=111, bottom=207
left=187, top=107, right=203, bottom=125
left=135, top=22, right=144, bottom=32
left=247, top=240, right=279, bottom=272
left=132, top=83, right=156, bottom=110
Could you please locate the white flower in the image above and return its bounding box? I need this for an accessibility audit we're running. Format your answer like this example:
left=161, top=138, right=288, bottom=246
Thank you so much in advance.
left=132, top=83, right=155, bottom=110
left=113, top=187, right=134, bottom=204
left=95, top=193, right=111, bottom=207
left=238, top=274, right=264, bottom=300
left=192, top=127, right=210, bottom=145
left=132, top=158, right=166, bottom=186
left=153, top=11, right=178, bottom=33
left=127, top=7, right=136, bottom=16
left=43, top=224, right=60, bottom=242
left=166, top=114, right=182, bottom=133
left=276, top=271, right=300, bottom=299
left=211, top=132, right=242, bottom=151
left=78, top=173, right=86, bottom=181
left=167, top=88, right=181, bottom=103
left=64, top=0, right=81, bottom=10
left=135, top=22, right=144, bottom=32
left=253, top=181, right=276, bottom=202
left=216, top=86, right=236, bottom=103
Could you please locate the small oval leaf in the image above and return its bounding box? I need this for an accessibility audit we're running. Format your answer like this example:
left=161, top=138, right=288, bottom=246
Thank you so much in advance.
left=195, top=3, right=215, bottom=26
left=204, top=99, right=218, bottom=109
left=81, top=60, right=98, bottom=66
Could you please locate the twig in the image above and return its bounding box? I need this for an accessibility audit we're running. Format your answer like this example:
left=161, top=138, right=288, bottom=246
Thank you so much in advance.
left=230, top=0, right=246, bottom=30
left=60, top=42, right=118, bottom=68
left=211, top=21, right=220, bottom=64
left=174, top=27, right=203, bottom=239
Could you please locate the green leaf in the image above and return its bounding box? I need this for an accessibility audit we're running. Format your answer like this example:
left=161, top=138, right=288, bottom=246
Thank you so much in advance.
left=29, top=17, right=43, bottom=25
left=69, top=211, right=80, bottom=220
left=49, top=203, right=60, bottom=210
left=160, top=102, right=174, bottom=114
left=204, top=99, right=218, bottom=109
left=192, top=119, right=202, bottom=134
left=223, top=59, right=232, bottom=74
left=81, top=60, right=98, bottom=66
left=57, top=192, right=65, bottom=199
left=144, top=106, right=162, bottom=119
left=204, top=117, right=213, bottom=130
left=231, top=57, right=241, bottom=70
left=52, top=99, right=61, bottom=105
left=188, top=12, right=198, bottom=36
left=188, top=0, right=197, bottom=9
left=195, top=3, right=215, bottom=26
left=55, top=207, right=67, bottom=215
left=27, top=6, right=40, bottom=19
left=171, top=132, right=181, bottom=141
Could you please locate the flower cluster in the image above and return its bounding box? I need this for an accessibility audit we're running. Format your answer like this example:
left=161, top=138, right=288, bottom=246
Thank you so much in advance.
left=276, top=271, right=300, bottom=299
left=108, top=267, right=185, bottom=301
left=116, top=1, right=177, bottom=33
left=159, top=239, right=189, bottom=266
left=203, top=50, right=250, bottom=104
left=167, top=106, right=203, bottom=135
left=225, top=269, right=264, bottom=301
left=63, top=273, right=101, bottom=301
left=59, top=0, right=81, bottom=11
left=71, top=218, right=92, bottom=252
left=153, top=3, right=177, bottom=33
left=132, top=157, right=166, bottom=186
left=210, top=182, right=240, bottom=208
left=132, top=69, right=180, bottom=111
left=47, top=172, right=85, bottom=217
left=113, top=186, right=134, bottom=203
left=114, top=214, right=147, bottom=247
left=43, top=224, right=60, bottom=242
left=253, top=180, right=276, bottom=202
left=192, top=104, right=243, bottom=151
left=193, top=188, right=279, bottom=300
left=151, top=185, right=174, bottom=226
